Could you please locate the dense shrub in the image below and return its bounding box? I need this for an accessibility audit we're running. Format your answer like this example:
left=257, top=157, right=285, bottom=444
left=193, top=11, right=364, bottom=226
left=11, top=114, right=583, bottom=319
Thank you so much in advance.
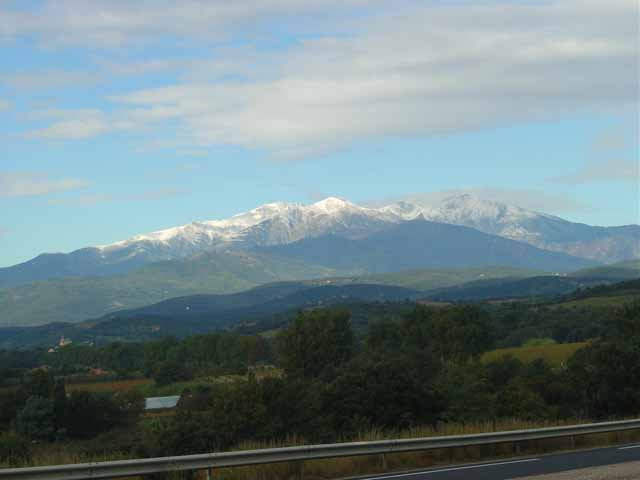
left=0, top=432, right=30, bottom=465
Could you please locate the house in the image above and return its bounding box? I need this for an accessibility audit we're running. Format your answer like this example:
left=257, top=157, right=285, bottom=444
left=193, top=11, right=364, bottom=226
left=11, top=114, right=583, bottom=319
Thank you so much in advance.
left=144, top=395, right=181, bottom=415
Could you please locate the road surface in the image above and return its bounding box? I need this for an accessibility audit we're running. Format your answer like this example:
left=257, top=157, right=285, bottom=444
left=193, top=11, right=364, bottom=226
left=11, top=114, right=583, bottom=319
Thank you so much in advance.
left=363, top=443, right=640, bottom=480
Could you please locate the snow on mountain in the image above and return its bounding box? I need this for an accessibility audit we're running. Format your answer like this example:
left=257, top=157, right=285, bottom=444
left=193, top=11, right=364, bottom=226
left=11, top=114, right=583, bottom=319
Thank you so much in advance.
left=415, top=194, right=552, bottom=243
left=398, top=194, right=639, bottom=263
left=96, top=194, right=638, bottom=264
left=1, top=194, right=637, bottom=290
left=98, top=197, right=400, bottom=256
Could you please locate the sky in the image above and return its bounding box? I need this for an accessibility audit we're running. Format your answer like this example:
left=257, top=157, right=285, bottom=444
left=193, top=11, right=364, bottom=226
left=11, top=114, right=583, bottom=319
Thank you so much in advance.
left=0, top=0, right=638, bottom=267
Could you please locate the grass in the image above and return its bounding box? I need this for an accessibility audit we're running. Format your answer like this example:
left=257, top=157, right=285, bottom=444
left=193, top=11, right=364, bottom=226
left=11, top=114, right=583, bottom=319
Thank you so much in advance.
left=481, top=342, right=589, bottom=367
left=6, top=418, right=640, bottom=480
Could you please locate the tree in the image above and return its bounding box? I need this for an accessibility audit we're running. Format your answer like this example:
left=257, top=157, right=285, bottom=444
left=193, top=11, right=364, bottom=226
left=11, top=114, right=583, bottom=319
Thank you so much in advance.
left=567, top=303, right=640, bottom=418
left=325, top=356, right=443, bottom=434
left=403, top=306, right=494, bottom=363
left=52, top=380, right=67, bottom=432
left=16, top=396, right=55, bottom=441
left=24, top=369, right=54, bottom=399
left=143, top=337, right=179, bottom=376
left=152, top=360, right=192, bottom=387
left=567, top=339, right=640, bottom=418
left=436, top=362, right=495, bottom=423
left=64, top=391, right=124, bottom=439
left=496, top=378, right=552, bottom=421
left=276, top=309, right=354, bottom=379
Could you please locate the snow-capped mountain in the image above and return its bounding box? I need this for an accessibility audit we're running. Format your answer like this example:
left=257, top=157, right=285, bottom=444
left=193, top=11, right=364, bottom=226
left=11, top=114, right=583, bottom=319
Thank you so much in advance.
left=0, top=194, right=637, bottom=288
left=98, top=197, right=402, bottom=255
left=98, top=193, right=639, bottom=264
left=408, top=194, right=639, bottom=263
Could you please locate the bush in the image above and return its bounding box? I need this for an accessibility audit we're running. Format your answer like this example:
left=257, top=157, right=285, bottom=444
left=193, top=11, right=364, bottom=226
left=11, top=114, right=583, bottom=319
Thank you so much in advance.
left=65, top=391, right=126, bottom=439
left=0, top=432, right=30, bottom=465
left=16, top=395, right=55, bottom=441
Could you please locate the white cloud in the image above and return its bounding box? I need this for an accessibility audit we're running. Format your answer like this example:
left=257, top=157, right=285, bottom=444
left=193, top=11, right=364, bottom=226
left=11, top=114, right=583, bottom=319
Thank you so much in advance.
left=26, top=109, right=111, bottom=139
left=0, top=172, right=88, bottom=198
left=3, top=70, right=98, bottom=90
left=47, top=188, right=187, bottom=205
left=549, top=158, right=639, bottom=184
left=0, top=99, right=10, bottom=112
left=0, top=0, right=385, bottom=48
left=25, top=108, right=147, bottom=140
left=19, top=0, right=639, bottom=159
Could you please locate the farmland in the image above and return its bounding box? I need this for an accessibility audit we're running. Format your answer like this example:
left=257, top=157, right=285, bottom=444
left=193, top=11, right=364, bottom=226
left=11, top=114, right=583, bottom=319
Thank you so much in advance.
left=65, top=378, right=153, bottom=393
left=482, top=342, right=589, bottom=367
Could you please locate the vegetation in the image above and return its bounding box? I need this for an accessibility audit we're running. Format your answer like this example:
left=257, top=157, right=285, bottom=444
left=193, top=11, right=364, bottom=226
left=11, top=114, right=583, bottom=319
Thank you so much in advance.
left=1, top=295, right=639, bottom=475
left=347, top=265, right=541, bottom=291
left=482, top=342, right=588, bottom=367
left=6, top=256, right=635, bottom=330
left=0, top=250, right=338, bottom=327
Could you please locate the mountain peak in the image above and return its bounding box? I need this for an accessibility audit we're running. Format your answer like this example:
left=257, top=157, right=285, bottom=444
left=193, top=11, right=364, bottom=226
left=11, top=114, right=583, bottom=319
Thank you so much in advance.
left=312, top=197, right=357, bottom=212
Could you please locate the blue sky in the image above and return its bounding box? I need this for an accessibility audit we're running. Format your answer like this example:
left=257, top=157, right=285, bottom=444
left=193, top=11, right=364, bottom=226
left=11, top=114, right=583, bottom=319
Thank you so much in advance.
left=0, top=0, right=638, bottom=267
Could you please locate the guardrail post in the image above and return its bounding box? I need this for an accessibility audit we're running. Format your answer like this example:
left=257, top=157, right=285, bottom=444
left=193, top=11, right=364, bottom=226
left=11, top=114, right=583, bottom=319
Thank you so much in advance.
left=380, top=453, right=388, bottom=471
left=295, top=460, right=305, bottom=480
left=205, top=467, right=213, bottom=480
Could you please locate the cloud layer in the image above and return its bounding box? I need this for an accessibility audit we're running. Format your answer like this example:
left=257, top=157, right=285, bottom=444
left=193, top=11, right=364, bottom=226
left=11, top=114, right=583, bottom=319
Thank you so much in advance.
left=13, top=0, right=637, bottom=160
left=550, top=158, right=639, bottom=184
left=0, top=0, right=384, bottom=47
left=0, top=172, right=88, bottom=198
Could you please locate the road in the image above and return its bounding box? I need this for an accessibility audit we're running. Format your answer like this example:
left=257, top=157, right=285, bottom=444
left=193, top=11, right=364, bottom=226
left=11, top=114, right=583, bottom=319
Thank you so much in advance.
left=363, top=443, right=640, bottom=480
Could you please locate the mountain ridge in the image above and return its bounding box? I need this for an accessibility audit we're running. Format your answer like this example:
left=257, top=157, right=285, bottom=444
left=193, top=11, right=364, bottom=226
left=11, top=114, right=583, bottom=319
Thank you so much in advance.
left=1, top=194, right=638, bottom=289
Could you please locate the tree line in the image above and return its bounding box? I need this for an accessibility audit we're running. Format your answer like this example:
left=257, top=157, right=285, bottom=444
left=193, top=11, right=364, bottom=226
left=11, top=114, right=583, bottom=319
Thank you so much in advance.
left=1, top=302, right=639, bottom=463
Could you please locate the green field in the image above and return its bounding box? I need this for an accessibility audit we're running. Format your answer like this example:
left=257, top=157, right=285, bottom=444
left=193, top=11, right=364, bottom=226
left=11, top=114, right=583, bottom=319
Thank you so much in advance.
left=554, top=295, right=639, bottom=309
left=482, top=342, right=589, bottom=366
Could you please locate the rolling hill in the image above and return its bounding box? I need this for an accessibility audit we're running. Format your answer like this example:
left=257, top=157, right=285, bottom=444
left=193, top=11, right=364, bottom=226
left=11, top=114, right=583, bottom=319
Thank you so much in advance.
left=0, top=283, right=420, bottom=348
left=423, top=262, right=639, bottom=302
left=0, top=250, right=338, bottom=327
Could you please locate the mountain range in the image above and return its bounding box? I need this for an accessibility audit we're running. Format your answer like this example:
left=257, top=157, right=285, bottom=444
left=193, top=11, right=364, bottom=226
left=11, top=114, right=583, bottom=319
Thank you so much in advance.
left=2, top=195, right=638, bottom=290
left=0, top=194, right=638, bottom=328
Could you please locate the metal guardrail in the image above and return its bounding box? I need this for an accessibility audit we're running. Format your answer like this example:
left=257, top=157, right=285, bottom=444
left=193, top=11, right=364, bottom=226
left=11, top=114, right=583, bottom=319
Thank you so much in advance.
left=2, top=418, right=640, bottom=479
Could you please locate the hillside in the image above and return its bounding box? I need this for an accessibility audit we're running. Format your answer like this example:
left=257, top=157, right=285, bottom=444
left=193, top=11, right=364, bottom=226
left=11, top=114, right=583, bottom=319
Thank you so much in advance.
left=423, top=276, right=603, bottom=302
left=260, top=219, right=596, bottom=274
left=0, top=217, right=595, bottom=328
left=421, top=261, right=639, bottom=302
left=571, top=259, right=640, bottom=280
left=352, top=266, right=541, bottom=291
left=552, top=278, right=640, bottom=309
left=0, top=251, right=337, bottom=327
left=0, top=284, right=420, bottom=348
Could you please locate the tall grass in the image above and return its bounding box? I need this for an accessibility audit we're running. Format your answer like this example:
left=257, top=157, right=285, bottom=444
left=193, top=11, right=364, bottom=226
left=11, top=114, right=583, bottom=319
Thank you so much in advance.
left=3, top=418, right=640, bottom=479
